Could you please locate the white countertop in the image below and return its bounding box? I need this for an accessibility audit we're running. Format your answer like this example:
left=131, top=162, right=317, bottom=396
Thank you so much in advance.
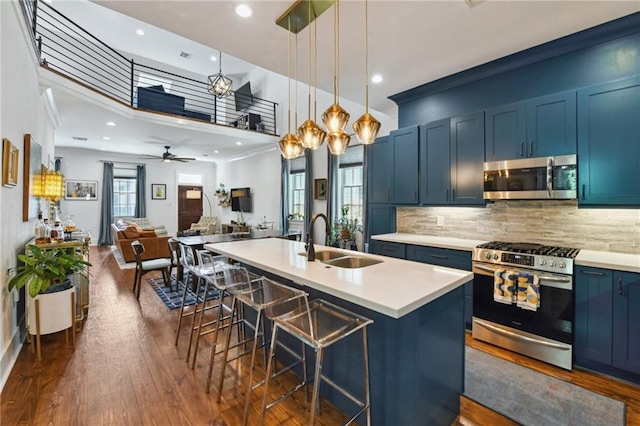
left=371, top=233, right=487, bottom=252
left=575, top=250, right=640, bottom=274
left=204, top=239, right=473, bottom=319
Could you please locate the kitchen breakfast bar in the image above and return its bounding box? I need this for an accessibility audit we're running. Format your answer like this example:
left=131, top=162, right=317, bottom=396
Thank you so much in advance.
left=204, top=238, right=473, bottom=425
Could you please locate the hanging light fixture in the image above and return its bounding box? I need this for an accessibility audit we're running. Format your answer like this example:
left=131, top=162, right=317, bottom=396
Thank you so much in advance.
left=353, top=0, right=381, bottom=145
left=298, top=0, right=326, bottom=150
left=323, top=0, right=350, bottom=155
left=207, top=51, right=232, bottom=98
left=278, top=16, right=305, bottom=160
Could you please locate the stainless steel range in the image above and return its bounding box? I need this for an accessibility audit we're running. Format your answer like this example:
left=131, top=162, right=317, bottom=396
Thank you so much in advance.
left=471, top=241, right=580, bottom=370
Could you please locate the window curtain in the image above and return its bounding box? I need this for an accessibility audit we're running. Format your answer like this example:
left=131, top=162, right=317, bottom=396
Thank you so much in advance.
left=303, top=149, right=313, bottom=238
left=280, top=156, right=289, bottom=232
left=134, top=164, right=146, bottom=217
left=97, top=162, right=114, bottom=245
left=362, top=145, right=370, bottom=250
left=326, top=149, right=338, bottom=223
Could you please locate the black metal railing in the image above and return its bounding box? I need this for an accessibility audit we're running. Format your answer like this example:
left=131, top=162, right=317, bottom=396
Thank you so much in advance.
left=23, top=0, right=278, bottom=136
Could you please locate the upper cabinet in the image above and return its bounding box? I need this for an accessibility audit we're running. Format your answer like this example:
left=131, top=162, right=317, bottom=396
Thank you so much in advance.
left=390, top=126, right=420, bottom=204
left=419, top=119, right=450, bottom=205
left=577, top=76, right=640, bottom=206
left=450, top=112, right=486, bottom=205
left=485, top=91, right=576, bottom=161
left=368, top=136, right=392, bottom=204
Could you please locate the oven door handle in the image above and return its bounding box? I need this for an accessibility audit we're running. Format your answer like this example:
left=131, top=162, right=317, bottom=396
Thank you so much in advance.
left=474, top=264, right=497, bottom=274
left=474, top=319, right=571, bottom=351
left=473, top=264, right=573, bottom=290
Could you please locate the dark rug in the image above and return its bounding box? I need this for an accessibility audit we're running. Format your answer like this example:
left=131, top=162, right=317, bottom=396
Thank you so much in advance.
left=465, top=346, right=625, bottom=425
left=147, top=275, right=219, bottom=310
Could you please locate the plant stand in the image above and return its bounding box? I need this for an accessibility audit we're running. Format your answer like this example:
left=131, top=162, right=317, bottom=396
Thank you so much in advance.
left=28, top=286, right=76, bottom=361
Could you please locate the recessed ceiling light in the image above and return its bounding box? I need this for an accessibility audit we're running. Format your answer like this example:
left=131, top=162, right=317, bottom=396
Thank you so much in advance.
left=100, top=147, right=106, bottom=151
left=236, top=141, right=242, bottom=146
left=102, top=136, right=111, bottom=140
left=106, top=121, right=117, bottom=126
left=136, top=29, right=145, bottom=36
left=210, top=55, right=217, bottom=61
left=214, top=150, right=219, bottom=154
left=371, top=74, right=383, bottom=84
left=236, top=4, right=252, bottom=18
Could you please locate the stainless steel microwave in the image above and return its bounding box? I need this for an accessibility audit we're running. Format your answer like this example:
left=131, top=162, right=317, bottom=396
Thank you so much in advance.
left=483, top=154, right=577, bottom=200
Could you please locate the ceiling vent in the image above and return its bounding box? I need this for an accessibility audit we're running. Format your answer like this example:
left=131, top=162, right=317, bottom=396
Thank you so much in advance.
left=72, top=136, right=88, bottom=141
left=179, top=51, right=192, bottom=59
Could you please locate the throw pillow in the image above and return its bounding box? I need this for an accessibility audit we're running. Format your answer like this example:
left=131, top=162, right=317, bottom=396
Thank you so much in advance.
left=122, top=226, right=140, bottom=239
left=139, top=230, right=157, bottom=237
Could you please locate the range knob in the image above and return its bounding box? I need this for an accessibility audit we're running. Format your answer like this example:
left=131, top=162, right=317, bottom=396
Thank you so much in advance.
left=549, top=260, right=557, bottom=267
left=539, top=259, right=547, bottom=266
left=558, top=261, right=566, bottom=269
left=484, top=252, right=491, bottom=260
left=492, top=253, right=499, bottom=260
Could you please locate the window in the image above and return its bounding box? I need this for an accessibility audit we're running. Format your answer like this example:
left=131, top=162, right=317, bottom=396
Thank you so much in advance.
left=288, top=155, right=306, bottom=220
left=336, top=145, right=364, bottom=223
left=113, top=168, right=137, bottom=217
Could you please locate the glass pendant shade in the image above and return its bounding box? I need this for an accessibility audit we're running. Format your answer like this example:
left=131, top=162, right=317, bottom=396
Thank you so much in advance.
left=353, top=112, right=381, bottom=145
left=278, top=133, right=305, bottom=159
left=207, top=73, right=233, bottom=98
left=298, top=119, right=327, bottom=150
left=322, top=103, right=350, bottom=134
left=325, top=130, right=350, bottom=155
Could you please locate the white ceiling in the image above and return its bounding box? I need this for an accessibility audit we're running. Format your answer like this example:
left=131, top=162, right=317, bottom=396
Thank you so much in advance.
left=48, top=0, right=640, bottom=163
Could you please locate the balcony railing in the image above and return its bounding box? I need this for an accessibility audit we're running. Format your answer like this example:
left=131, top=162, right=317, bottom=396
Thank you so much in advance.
left=21, top=0, right=278, bottom=136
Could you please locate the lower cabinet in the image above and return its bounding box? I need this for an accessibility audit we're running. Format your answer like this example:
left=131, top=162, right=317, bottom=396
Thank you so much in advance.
left=369, top=240, right=405, bottom=259
left=575, top=266, right=640, bottom=381
left=367, top=204, right=396, bottom=246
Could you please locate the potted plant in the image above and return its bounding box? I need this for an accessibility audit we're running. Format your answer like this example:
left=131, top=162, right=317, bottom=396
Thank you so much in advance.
left=215, top=183, right=227, bottom=197
left=331, top=205, right=362, bottom=247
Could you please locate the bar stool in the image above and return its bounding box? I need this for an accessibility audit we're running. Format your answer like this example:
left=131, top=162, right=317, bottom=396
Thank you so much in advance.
left=259, top=298, right=373, bottom=426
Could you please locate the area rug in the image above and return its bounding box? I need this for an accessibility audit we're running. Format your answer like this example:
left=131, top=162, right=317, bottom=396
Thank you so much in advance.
left=110, top=245, right=136, bottom=270
left=465, top=346, right=625, bottom=426
left=147, top=276, right=220, bottom=310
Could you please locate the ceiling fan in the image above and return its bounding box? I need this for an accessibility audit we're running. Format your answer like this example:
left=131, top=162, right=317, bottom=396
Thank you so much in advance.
left=138, top=146, right=195, bottom=163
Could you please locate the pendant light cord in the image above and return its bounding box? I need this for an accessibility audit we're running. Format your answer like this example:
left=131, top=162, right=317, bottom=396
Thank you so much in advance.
left=337, top=0, right=340, bottom=101
left=295, top=32, right=298, bottom=129
left=314, top=14, right=318, bottom=121
left=332, top=0, right=337, bottom=104
left=307, top=0, right=312, bottom=120
left=365, top=0, right=369, bottom=114
left=287, top=16, right=291, bottom=133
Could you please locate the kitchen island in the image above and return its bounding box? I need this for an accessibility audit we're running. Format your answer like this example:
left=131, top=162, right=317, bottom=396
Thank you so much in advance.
left=204, top=238, right=473, bottom=425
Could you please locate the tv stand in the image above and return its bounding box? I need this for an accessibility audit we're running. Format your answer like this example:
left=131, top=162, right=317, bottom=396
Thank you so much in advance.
left=231, top=113, right=261, bottom=131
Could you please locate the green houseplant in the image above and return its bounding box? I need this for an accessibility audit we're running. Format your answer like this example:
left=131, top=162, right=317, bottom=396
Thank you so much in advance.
left=8, top=245, right=91, bottom=298
left=329, top=205, right=362, bottom=247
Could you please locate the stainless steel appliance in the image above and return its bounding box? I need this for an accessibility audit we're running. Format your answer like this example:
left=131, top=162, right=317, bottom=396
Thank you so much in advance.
left=483, top=154, right=577, bottom=200
left=472, top=241, right=580, bottom=370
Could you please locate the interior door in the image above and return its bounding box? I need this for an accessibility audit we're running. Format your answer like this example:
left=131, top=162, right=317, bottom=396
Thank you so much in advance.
left=178, top=185, right=202, bottom=232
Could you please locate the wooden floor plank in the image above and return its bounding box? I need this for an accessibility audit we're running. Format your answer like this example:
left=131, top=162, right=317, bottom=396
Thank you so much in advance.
left=1, top=246, right=638, bottom=426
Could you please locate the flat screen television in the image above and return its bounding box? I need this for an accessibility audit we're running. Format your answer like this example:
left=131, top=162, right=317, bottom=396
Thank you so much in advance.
left=231, top=187, right=252, bottom=212
left=234, top=81, right=253, bottom=112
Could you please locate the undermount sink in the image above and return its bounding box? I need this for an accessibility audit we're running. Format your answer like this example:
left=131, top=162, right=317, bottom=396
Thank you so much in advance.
left=297, top=251, right=383, bottom=268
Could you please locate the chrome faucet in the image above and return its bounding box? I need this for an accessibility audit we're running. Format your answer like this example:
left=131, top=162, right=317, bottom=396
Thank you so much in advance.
left=305, top=213, right=331, bottom=261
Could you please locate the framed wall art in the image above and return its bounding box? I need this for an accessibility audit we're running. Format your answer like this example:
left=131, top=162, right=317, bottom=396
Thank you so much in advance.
left=314, top=178, right=327, bottom=200
left=65, top=180, right=98, bottom=200
left=151, top=183, right=166, bottom=200
left=23, top=134, right=42, bottom=221
left=3, top=138, right=19, bottom=187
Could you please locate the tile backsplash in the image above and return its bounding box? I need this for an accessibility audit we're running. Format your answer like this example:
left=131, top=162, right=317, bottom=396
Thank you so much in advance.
left=397, top=201, right=640, bottom=254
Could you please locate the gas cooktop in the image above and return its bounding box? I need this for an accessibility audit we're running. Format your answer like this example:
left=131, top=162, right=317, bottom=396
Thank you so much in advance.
left=473, top=241, right=580, bottom=275
left=476, top=241, right=581, bottom=259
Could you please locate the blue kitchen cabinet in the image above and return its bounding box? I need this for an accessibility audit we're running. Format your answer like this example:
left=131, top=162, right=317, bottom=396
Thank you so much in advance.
left=419, top=119, right=451, bottom=205
left=575, top=266, right=613, bottom=366
left=368, top=136, right=392, bottom=204
left=450, top=111, right=485, bottom=205
left=390, top=126, right=420, bottom=204
left=577, top=76, right=640, bottom=206
left=485, top=91, right=576, bottom=161
left=613, top=272, right=640, bottom=375
left=367, top=204, right=396, bottom=244
left=369, top=240, right=405, bottom=259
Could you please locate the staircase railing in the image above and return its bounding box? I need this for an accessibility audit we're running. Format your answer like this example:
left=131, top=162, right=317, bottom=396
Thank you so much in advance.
left=21, top=0, right=278, bottom=136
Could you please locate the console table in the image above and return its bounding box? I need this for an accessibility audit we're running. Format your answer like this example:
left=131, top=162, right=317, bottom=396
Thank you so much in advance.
left=221, top=223, right=250, bottom=234
left=231, top=112, right=261, bottom=131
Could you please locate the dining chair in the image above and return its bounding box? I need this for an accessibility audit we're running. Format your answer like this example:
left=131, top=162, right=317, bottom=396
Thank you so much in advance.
left=131, top=240, right=172, bottom=299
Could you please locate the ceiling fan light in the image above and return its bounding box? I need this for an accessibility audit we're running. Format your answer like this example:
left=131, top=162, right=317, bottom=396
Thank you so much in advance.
left=322, top=103, right=350, bottom=134
left=278, top=133, right=305, bottom=159
left=353, top=112, right=381, bottom=145
left=325, top=130, right=350, bottom=155
left=298, top=119, right=326, bottom=150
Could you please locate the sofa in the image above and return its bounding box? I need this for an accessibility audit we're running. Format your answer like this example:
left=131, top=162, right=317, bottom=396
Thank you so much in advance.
left=126, top=217, right=168, bottom=236
left=111, top=223, right=171, bottom=263
left=137, top=85, right=211, bottom=122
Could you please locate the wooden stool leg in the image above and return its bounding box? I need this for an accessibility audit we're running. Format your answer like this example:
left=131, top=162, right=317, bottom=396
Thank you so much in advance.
left=72, top=292, right=76, bottom=348
left=35, top=299, right=42, bottom=362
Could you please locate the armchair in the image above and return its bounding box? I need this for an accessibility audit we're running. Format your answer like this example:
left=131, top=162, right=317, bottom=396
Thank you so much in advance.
left=190, top=216, right=217, bottom=235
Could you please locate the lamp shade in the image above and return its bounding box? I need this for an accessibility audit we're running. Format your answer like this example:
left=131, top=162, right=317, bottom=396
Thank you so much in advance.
left=322, top=103, right=350, bottom=134
left=298, top=119, right=327, bottom=150
left=353, top=112, right=381, bottom=145
left=325, top=130, right=350, bottom=155
left=41, top=169, right=64, bottom=202
left=186, top=189, right=202, bottom=200
left=278, top=133, right=305, bottom=159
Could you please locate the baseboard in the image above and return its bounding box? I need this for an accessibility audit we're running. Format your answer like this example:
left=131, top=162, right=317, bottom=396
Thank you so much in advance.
left=0, top=316, right=26, bottom=392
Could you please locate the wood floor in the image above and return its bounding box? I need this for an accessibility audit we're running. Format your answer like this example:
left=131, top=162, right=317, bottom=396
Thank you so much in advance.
left=2, top=245, right=638, bottom=425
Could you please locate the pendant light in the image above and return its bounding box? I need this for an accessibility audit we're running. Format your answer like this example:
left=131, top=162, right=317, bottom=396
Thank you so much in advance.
left=298, top=0, right=326, bottom=150
left=323, top=0, right=350, bottom=155
left=278, top=16, right=304, bottom=160
left=207, top=51, right=232, bottom=98
left=353, top=0, right=381, bottom=145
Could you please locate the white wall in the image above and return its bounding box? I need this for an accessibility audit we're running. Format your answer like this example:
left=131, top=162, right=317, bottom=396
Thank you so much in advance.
left=1, top=0, right=57, bottom=390
left=56, top=147, right=217, bottom=238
